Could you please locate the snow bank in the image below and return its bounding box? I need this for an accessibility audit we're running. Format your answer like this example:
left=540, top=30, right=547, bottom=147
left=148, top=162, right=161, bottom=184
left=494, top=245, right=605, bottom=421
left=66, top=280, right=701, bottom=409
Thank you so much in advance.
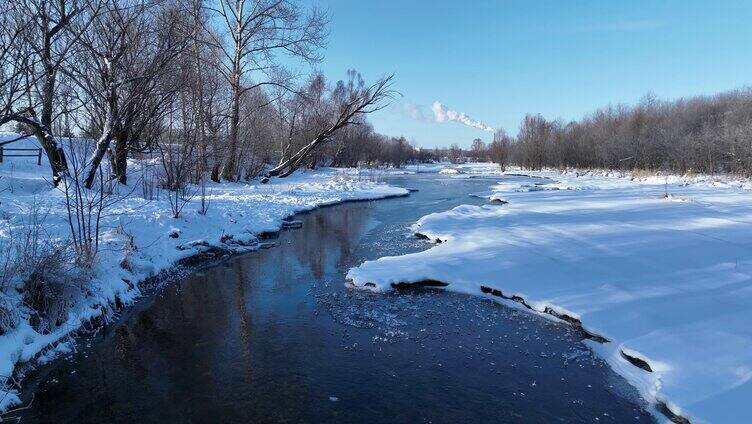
left=0, top=134, right=408, bottom=411
left=339, top=161, right=502, bottom=177
left=438, top=167, right=463, bottom=175
left=348, top=170, right=752, bottom=423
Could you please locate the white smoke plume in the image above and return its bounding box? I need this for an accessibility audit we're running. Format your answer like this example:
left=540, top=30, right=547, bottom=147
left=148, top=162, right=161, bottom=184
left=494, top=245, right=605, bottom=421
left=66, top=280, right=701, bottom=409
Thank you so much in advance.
left=431, top=101, right=494, bottom=133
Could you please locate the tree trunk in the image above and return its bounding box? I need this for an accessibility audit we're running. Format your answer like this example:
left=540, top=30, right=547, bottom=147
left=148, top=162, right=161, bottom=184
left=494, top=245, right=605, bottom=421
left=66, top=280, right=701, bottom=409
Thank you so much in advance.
left=1, top=114, right=68, bottom=186
left=110, top=130, right=129, bottom=185
left=34, top=130, right=68, bottom=186
left=84, top=95, right=116, bottom=189
left=210, top=163, right=221, bottom=182
left=84, top=130, right=113, bottom=189
left=222, top=9, right=244, bottom=182
left=222, top=83, right=240, bottom=181
left=37, top=31, right=68, bottom=186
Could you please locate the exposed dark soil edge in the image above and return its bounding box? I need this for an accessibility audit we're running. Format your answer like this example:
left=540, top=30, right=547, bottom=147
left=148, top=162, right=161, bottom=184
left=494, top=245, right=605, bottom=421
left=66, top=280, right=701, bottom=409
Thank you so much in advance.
left=391, top=279, right=449, bottom=289
left=478, top=285, right=610, bottom=343
left=308, top=192, right=410, bottom=211
left=375, top=243, right=688, bottom=424
left=4, top=189, right=411, bottom=417
left=470, top=279, right=690, bottom=423
left=503, top=173, right=553, bottom=180
left=620, top=350, right=653, bottom=372
left=472, top=283, right=690, bottom=423
left=483, top=282, right=691, bottom=423
left=353, top=271, right=692, bottom=423
left=414, top=232, right=443, bottom=243
left=656, top=401, right=691, bottom=424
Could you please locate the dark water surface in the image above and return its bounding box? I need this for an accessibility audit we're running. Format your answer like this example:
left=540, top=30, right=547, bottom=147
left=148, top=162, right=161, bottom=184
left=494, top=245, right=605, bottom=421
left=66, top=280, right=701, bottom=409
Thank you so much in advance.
left=13, top=175, right=654, bottom=423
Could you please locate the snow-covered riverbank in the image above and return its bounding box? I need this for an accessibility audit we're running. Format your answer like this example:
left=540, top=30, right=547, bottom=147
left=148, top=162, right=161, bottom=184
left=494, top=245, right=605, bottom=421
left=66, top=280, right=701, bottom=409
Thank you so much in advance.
left=0, top=135, right=407, bottom=411
left=348, top=166, right=752, bottom=423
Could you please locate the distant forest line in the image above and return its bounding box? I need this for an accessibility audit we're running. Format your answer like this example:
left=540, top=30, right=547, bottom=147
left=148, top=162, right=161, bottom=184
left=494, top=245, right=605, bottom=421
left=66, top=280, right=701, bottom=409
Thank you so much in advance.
left=437, top=88, right=752, bottom=176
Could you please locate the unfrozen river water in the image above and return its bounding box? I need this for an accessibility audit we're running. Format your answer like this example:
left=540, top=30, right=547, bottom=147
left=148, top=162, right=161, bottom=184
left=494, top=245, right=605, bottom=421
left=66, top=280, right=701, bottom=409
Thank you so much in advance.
left=12, top=174, right=655, bottom=423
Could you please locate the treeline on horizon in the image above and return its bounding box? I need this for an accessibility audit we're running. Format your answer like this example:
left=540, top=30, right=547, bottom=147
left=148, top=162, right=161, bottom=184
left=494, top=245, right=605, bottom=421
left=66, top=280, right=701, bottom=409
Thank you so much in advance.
left=477, top=88, right=752, bottom=176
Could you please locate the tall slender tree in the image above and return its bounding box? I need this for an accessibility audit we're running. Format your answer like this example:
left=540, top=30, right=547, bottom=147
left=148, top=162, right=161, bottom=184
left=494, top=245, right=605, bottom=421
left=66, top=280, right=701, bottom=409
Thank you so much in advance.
left=206, top=0, right=327, bottom=181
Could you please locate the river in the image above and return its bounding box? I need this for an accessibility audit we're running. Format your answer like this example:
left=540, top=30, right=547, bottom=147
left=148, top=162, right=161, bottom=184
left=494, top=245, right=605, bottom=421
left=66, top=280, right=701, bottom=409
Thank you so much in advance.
left=11, top=174, right=654, bottom=423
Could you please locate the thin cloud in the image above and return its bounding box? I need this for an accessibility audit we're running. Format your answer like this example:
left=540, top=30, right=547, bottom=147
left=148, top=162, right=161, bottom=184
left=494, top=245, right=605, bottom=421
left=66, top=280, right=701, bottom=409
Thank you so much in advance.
left=401, top=101, right=427, bottom=121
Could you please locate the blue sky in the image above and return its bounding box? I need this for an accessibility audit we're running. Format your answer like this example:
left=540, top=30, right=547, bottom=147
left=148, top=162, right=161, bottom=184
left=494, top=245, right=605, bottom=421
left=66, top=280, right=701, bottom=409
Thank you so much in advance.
left=311, top=0, right=752, bottom=148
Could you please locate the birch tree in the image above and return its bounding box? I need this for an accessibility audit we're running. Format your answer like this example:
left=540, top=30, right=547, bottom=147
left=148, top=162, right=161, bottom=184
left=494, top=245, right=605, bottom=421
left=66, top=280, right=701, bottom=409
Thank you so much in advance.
left=206, top=0, right=327, bottom=181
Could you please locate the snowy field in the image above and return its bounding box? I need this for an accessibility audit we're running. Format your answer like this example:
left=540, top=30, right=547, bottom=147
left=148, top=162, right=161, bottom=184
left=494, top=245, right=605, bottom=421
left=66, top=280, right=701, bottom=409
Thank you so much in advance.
left=348, top=166, right=752, bottom=423
left=0, top=133, right=407, bottom=411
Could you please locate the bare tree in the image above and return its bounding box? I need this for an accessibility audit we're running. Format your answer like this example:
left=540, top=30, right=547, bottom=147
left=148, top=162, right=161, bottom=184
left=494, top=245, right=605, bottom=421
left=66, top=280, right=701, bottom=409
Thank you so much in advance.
left=3, top=0, right=98, bottom=186
left=267, top=73, right=395, bottom=178
left=489, top=129, right=512, bottom=170
left=447, top=144, right=462, bottom=164
left=3, top=0, right=414, bottom=186
left=70, top=0, right=185, bottom=189
left=183, top=0, right=228, bottom=183
left=470, top=138, right=486, bottom=161
left=205, top=0, right=327, bottom=181
left=0, top=5, right=32, bottom=127
left=106, top=2, right=191, bottom=185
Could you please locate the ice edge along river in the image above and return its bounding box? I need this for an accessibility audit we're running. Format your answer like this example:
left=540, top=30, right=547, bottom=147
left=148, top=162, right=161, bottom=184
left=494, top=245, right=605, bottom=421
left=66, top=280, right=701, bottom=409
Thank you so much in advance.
left=348, top=163, right=752, bottom=424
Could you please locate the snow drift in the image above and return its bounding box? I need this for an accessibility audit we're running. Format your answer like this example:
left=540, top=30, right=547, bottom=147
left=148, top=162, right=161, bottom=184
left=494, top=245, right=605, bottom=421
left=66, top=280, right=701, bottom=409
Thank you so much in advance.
left=348, top=169, right=752, bottom=423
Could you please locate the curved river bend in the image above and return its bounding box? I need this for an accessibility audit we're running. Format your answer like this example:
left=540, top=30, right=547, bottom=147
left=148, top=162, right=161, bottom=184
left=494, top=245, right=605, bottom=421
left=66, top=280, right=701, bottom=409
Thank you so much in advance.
left=12, top=174, right=654, bottom=423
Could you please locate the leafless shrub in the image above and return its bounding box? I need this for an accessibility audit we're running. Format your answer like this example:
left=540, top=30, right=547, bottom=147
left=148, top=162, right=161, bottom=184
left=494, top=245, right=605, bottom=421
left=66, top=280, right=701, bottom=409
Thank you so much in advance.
left=59, top=139, right=135, bottom=265
left=0, top=237, right=19, bottom=335
left=0, top=201, right=87, bottom=334
left=157, top=103, right=203, bottom=218
left=159, top=145, right=198, bottom=219
left=21, top=242, right=85, bottom=334
left=170, top=185, right=196, bottom=220
left=0, top=294, right=18, bottom=336
left=0, top=235, right=17, bottom=292
left=116, top=224, right=137, bottom=272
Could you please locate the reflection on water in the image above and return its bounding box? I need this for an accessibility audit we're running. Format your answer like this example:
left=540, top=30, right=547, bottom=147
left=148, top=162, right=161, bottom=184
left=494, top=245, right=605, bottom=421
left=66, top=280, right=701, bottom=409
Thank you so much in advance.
left=14, top=175, right=654, bottom=423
